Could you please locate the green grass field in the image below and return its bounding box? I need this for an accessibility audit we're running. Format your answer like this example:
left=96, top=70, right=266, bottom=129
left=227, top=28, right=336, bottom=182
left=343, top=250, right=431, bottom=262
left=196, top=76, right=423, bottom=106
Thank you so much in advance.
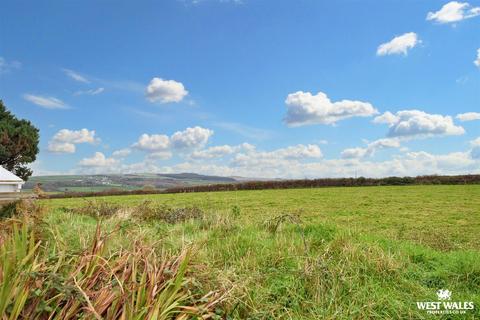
left=3, top=185, right=479, bottom=319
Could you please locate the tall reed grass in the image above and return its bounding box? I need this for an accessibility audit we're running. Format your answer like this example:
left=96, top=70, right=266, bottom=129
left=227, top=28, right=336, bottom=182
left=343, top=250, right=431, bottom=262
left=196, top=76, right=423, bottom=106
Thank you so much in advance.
left=0, top=201, right=224, bottom=319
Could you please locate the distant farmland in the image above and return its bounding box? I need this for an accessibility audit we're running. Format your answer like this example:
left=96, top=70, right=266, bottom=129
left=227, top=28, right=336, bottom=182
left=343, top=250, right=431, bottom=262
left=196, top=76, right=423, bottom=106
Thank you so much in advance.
left=24, top=172, right=238, bottom=192
left=42, top=174, right=480, bottom=199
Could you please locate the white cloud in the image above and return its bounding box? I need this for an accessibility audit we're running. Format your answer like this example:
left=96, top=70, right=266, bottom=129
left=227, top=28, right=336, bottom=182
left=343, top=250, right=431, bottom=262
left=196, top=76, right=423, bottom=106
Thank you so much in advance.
left=471, top=137, right=480, bottom=159
left=184, top=150, right=478, bottom=179
left=341, top=147, right=368, bottom=159
left=427, top=1, right=480, bottom=24
left=112, top=148, right=131, bottom=158
left=231, top=144, right=323, bottom=170
left=190, top=143, right=256, bottom=160
left=372, top=111, right=398, bottom=125
left=51, top=128, right=97, bottom=144
left=190, top=145, right=239, bottom=159
left=131, top=126, right=214, bottom=158
left=47, top=142, right=76, bottom=154
left=474, top=49, right=480, bottom=67
left=373, top=110, right=465, bottom=138
left=132, top=134, right=170, bottom=152
left=48, top=129, right=98, bottom=153
left=471, top=137, right=480, bottom=147
left=208, top=150, right=474, bottom=177
left=71, top=140, right=479, bottom=178
left=146, top=151, right=173, bottom=160
left=79, top=152, right=118, bottom=167
left=74, top=88, right=105, bottom=96
left=273, top=144, right=323, bottom=159
left=456, top=112, right=480, bottom=122
left=341, top=138, right=401, bottom=159
left=145, top=77, right=188, bottom=103
left=62, top=68, right=90, bottom=83
left=284, top=91, right=378, bottom=126
left=170, top=126, right=213, bottom=149
left=376, top=32, right=420, bottom=56
left=0, top=57, right=21, bottom=74
left=23, top=94, right=69, bottom=109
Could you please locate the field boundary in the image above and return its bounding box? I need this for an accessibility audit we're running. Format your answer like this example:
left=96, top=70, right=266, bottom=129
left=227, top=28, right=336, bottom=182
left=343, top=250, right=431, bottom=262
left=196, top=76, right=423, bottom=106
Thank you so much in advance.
left=42, top=174, right=480, bottom=199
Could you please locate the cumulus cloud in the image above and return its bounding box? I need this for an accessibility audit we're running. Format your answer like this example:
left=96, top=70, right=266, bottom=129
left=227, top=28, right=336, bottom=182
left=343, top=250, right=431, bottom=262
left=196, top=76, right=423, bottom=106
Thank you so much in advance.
left=190, top=143, right=255, bottom=160
left=112, top=148, right=131, bottom=158
left=0, top=57, right=21, bottom=74
left=470, top=137, right=480, bottom=159
left=74, top=88, right=105, bottom=96
left=131, top=126, right=214, bottom=159
left=132, top=134, right=170, bottom=152
left=51, top=128, right=97, bottom=144
left=475, top=49, right=480, bottom=67
left=145, top=77, right=188, bottom=103
left=48, top=128, right=98, bottom=153
left=47, top=142, right=76, bottom=154
left=341, top=147, right=368, bottom=159
left=471, top=137, right=480, bottom=147
left=146, top=151, right=173, bottom=160
left=231, top=144, right=323, bottom=171
left=62, top=68, right=90, bottom=83
left=341, top=138, right=401, bottom=159
left=190, top=145, right=240, bottom=159
left=74, top=140, right=479, bottom=178
left=189, top=149, right=478, bottom=179
left=456, top=112, right=480, bottom=122
left=284, top=91, right=378, bottom=126
left=79, top=152, right=118, bottom=167
left=170, top=126, right=213, bottom=149
left=427, top=1, right=480, bottom=24
left=376, top=32, right=420, bottom=56
left=273, top=144, right=323, bottom=159
left=23, top=94, right=69, bottom=109
left=373, top=110, right=465, bottom=138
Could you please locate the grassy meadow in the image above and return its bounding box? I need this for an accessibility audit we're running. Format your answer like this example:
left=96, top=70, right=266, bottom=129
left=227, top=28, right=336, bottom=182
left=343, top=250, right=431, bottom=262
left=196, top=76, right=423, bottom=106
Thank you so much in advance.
left=2, top=185, right=480, bottom=319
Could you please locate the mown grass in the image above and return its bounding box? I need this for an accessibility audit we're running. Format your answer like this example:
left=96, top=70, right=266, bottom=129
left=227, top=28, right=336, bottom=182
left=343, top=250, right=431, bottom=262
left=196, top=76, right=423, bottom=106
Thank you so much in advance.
left=2, top=185, right=479, bottom=319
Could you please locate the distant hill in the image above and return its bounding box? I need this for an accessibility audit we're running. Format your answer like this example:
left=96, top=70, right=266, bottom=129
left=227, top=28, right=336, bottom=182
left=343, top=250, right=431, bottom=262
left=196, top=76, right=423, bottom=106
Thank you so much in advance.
left=24, top=173, right=238, bottom=193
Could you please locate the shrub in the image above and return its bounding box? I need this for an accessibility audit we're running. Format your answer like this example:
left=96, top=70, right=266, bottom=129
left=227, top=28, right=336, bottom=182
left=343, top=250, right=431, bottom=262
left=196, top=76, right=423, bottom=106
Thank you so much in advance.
left=231, top=205, right=241, bottom=218
left=0, top=201, right=18, bottom=219
left=0, top=200, right=44, bottom=220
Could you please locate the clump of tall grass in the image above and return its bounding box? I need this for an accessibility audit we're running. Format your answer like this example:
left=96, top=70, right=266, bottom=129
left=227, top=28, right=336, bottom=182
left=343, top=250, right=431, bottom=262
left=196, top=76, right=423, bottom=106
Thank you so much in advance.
left=66, top=199, right=122, bottom=219
left=263, top=212, right=302, bottom=234
left=133, top=201, right=204, bottom=224
left=0, top=199, right=45, bottom=220
left=0, top=204, right=225, bottom=319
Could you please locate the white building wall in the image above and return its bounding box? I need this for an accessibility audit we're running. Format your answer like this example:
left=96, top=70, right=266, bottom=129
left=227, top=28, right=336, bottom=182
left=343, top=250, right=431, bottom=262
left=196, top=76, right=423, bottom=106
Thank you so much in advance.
left=0, top=184, right=20, bottom=193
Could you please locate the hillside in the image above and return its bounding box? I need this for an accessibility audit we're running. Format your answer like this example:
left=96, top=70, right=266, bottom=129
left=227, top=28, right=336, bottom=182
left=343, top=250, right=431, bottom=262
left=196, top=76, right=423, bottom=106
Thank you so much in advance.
left=24, top=173, right=238, bottom=192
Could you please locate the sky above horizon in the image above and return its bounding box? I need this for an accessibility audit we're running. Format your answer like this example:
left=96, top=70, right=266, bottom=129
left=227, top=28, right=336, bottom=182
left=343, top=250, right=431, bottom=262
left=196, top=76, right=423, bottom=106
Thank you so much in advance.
left=1, top=0, right=479, bottom=178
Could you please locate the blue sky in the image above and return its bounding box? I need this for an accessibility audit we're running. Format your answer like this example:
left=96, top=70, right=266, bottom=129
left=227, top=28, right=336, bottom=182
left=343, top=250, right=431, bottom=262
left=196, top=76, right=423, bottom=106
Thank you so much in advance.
left=1, top=0, right=479, bottom=178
